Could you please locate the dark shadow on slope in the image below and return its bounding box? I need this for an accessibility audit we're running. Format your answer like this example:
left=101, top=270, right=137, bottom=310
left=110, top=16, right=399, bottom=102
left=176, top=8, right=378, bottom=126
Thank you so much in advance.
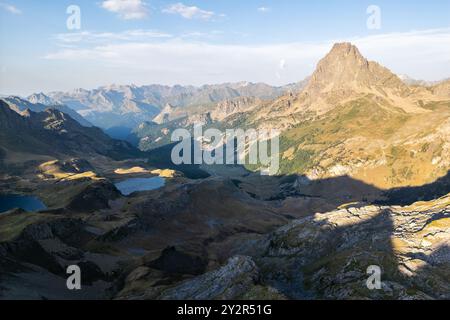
left=104, top=126, right=139, bottom=145
left=259, top=205, right=450, bottom=299
left=147, top=137, right=450, bottom=205
left=145, top=141, right=210, bottom=179
left=0, top=170, right=448, bottom=299
left=375, top=171, right=450, bottom=206
left=143, top=129, right=450, bottom=206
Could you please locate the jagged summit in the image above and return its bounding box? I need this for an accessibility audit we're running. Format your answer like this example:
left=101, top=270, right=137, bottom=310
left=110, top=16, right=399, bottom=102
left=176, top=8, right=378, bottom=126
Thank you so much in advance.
left=328, top=42, right=366, bottom=62
left=250, top=42, right=432, bottom=130
left=304, top=42, right=407, bottom=97
left=27, top=92, right=57, bottom=106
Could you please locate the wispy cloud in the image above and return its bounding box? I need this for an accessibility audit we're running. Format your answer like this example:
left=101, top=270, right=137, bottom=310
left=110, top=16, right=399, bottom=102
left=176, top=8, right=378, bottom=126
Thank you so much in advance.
left=162, top=3, right=216, bottom=20
left=101, top=0, right=148, bottom=20
left=257, top=7, right=270, bottom=13
left=43, top=28, right=450, bottom=87
left=54, top=30, right=172, bottom=44
left=180, top=30, right=224, bottom=40
left=0, top=2, right=21, bottom=14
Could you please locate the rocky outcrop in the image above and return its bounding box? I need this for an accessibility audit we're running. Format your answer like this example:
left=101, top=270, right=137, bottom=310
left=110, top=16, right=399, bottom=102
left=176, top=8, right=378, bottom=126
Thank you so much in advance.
left=66, top=180, right=121, bottom=212
left=431, top=79, right=450, bottom=98
left=159, top=256, right=259, bottom=300
left=0, top=215, right=124, bottom=299
left=248, top=195, right=450, bottom=300
left=212, top=97, right=260, bottom=121
left=2, top=218, right=90, bottom=274
left=153, top=104, right=176, bottom=124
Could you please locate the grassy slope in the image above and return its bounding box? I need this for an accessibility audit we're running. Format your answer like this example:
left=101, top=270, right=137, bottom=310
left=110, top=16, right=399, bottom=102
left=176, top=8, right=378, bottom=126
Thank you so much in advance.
left=276, top=96, right=450, bottom=188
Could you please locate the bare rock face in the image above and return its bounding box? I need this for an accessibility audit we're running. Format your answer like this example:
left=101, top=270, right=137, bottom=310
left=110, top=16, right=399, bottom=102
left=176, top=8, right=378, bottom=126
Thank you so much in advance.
left=159, top=256, right=260, bottom=300
left=292, top=42, right=414, bottom=117
left=212, top=97, right=260, bottom=121
left=305, top=42, right=408, bottom=99
left=153, top=104, right=176, bottom=124
left=250, top=195, right=450, bottom=300
left=431, top=79, right=450, bottom=98
left=183, top=112, right=213, bottom=127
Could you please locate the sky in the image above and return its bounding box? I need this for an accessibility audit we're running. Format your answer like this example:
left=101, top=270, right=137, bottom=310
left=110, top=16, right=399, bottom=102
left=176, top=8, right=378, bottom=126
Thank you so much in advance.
left=0, top=0, right=449, bottom=96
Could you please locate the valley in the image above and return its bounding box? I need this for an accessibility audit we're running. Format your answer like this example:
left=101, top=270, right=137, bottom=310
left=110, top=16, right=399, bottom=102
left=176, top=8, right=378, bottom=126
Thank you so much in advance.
left=0, top=43, right=449, bottom=300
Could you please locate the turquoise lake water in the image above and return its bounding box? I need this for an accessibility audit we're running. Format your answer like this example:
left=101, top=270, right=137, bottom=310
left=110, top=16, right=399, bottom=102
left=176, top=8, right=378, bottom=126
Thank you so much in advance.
left=114, top=177, right=166, bottom=196
left=0, top=194, right=47, bottom=213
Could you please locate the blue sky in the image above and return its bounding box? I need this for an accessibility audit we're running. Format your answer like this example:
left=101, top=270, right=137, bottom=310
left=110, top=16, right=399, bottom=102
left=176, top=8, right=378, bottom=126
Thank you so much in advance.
left=1, top=0, right=449, bottom=95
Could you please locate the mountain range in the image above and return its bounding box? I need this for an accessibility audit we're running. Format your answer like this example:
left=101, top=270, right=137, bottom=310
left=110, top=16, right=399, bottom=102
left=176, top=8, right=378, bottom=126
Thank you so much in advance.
left=0, top=42, right=449, bottom=300
left=3, top=42, right=449, bottom=189
left=0, top=100, right=139, bottom=167
left=196, top=43, right=449, bottom=189
left=2, top=96, right=92, bottom=128
left=26, top=82, right=304, bottom=130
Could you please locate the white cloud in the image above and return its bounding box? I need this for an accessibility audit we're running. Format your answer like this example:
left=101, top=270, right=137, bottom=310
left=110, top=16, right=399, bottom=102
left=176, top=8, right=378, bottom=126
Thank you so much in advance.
left=257, top=7, right=270, bottom=13
left=40, top=28, right=450, bottom=89
left=54, top=30, right=172, bottom=44
left=180, top=30, right=224, bottom=40
left=163, top=3, right=215, bottom=20
left=101, top=0, right=148, bottom=20
left=0, top=2, right=21, bottom=14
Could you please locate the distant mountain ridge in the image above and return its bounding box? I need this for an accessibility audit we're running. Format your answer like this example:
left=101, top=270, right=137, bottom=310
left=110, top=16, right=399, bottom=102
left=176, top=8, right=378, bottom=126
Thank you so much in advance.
left=27, top=92, right=59, bottom=105
left=398, top=74, right=450, bottom=87
left=30, top=82, right=306, bottom=129
left=0, top=100, right=139, bottom=163
left=1, top=96, right=92, bottom=127
left=431, top=78, right=450, bottom=99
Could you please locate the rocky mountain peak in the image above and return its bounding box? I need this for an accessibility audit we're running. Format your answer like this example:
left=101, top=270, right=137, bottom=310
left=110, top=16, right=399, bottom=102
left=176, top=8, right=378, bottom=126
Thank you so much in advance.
left=319, top=42, right=368, bottom=71
left=27, top=92, right=57, bottom=106
left=331, top=42, right=362, bottom=54
left=304, top=42, right=407, bottom=98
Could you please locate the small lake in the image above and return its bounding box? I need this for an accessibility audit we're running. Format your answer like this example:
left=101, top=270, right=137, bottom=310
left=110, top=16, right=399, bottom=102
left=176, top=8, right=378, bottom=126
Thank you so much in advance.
left=0, top=194, right=47, bottom=213
left=115, top=177, right=166, bottom=196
